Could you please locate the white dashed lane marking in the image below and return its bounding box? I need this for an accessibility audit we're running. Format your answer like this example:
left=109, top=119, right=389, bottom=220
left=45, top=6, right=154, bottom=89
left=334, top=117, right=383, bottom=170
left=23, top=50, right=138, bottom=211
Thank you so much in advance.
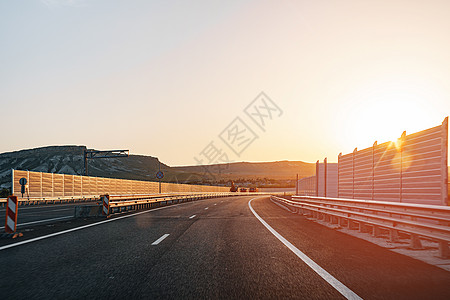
left=151, top=234, right=170, bottom=245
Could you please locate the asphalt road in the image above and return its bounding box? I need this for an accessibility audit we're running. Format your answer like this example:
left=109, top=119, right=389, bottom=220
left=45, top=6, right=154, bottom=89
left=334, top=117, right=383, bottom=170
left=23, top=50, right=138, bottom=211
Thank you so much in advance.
left=0, top=196, right=449, bottom=299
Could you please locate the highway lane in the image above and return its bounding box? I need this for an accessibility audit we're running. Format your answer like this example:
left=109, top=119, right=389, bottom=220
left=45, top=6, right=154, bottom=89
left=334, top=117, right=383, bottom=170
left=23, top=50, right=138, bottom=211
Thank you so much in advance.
left=0, top=195, right=449, bottom=299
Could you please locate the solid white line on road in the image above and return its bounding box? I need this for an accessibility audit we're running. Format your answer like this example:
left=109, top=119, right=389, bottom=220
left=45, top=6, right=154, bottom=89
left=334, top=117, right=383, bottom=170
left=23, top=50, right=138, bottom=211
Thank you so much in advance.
left=151, top=234, right=170, bottom=245
left=0, top=201, right=190, bottom=251
left=189, top=215, right=196, bottom=219
left=248, top=198, right=362, bottom=300
left=19, top=208, right=72, bottom=215
left=0, top=216, right=73, bottom=230
left=204, top=207, right=209, bottom=210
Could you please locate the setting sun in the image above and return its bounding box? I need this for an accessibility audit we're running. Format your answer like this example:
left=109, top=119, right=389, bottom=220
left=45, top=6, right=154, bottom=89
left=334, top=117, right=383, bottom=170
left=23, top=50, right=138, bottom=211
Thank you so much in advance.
left=335, top=76, right=446, bottom=155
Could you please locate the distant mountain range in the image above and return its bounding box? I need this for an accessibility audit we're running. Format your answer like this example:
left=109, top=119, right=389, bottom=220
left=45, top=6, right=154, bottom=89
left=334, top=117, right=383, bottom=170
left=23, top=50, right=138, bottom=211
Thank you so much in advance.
left=0, top=145, right=316, bottom=191
left=173, top=161, right=315, bottom=180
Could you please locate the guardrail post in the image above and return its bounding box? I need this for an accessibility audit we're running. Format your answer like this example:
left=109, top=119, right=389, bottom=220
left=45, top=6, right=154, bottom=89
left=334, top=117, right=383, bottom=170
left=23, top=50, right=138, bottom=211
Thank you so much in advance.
left=298, top=206, right=304, bottom=215
left=389, top=229, right=399, bottom=242
left=410, top=234, right=423, bottom=250
left=318, top=212, right=324, bottom=221
left=315, top=160, right=319, bottom=197
left=347, top=220, right=358, bottom=230
left=441, top=117, right=448, bottom=206
left=373, top=226, right=382, bottom=237
left=359, top=222, right=371, bottom=233
left=438, top=241, right=449, bottom=258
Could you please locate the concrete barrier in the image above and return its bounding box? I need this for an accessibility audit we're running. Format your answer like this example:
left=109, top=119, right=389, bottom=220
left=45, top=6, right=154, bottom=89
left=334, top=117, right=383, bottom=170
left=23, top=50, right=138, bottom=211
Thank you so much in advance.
left=74, top=205, right=102, bottom=218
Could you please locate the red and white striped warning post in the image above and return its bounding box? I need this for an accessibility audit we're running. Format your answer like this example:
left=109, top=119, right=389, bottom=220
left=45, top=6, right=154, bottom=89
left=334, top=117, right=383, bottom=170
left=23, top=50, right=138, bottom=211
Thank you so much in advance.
left=101, top=195, right=110, bottom=216
left=5, top=195, right=19, bottom=233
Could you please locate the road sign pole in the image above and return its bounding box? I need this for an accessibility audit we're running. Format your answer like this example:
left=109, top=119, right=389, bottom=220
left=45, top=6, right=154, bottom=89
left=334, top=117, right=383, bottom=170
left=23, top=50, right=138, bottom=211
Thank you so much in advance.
left=159, top=162, right=161, bottom=193
left=156, top=162, right=164, bottom=194
left=19, top=177, right=27, bottom=198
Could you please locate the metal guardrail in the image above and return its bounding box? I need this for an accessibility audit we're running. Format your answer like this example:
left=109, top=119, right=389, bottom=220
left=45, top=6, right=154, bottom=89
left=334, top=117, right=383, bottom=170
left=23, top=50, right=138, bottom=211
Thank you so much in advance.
left=0, top=195, right=101, bottom=207
left=108, top=192, right=237, bottom=214
left=270, top=195, right=450, bottom=258
left=73, top=192, right=271, bottom=217
left=108, top=192, right=230, bottom=202
left=0, top=192, right=272, bottom=207
left=0, top=191, right=283, bottom=207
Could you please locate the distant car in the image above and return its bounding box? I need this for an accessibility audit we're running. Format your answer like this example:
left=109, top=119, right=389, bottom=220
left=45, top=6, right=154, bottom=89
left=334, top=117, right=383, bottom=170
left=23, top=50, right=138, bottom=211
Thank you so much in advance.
left=239, top=188, right=247, bottom=192
left=249, top=187, right=257, bottom=192
left=230, top=181, right=238, bottom=192
left=230, top=186, right=238, bottom=192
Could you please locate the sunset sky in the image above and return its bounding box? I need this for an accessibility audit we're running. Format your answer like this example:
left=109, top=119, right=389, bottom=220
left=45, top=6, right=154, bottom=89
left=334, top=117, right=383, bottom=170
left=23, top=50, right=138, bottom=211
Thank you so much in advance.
left=1, top=0, right=449, bottom=166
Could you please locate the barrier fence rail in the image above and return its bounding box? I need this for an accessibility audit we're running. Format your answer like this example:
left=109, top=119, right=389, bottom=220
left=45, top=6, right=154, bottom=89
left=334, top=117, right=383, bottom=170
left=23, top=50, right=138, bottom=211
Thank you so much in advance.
left=106, top=192, right=250, bottom=215
left=270, top=195, right=450, bottom=258
left=296, top=176, right=316, bottom=196
left=0, top=191, right=274, bottom=207
left=0, top=195, right=101, bottom=207
left=297, top=117, right=448, bottom=206
left=11, top=169, right=231, bottom=199
left=338, top=117, right=448, bottom=206
left=73, top=192, right=271, bottom=218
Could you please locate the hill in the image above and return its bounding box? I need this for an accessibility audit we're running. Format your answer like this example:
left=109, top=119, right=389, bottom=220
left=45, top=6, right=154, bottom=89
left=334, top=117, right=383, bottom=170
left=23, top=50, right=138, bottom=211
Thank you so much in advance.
left=0, top=145, right=189, bottom=191
left=173, top=161, right=315, bottom=180
left=0, top=145, right=316, bottom=192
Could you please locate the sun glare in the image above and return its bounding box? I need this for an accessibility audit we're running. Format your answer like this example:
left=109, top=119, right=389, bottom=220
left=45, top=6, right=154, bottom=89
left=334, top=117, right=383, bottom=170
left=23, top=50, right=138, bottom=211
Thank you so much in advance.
left=337, top=77, right=443, bottom=153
